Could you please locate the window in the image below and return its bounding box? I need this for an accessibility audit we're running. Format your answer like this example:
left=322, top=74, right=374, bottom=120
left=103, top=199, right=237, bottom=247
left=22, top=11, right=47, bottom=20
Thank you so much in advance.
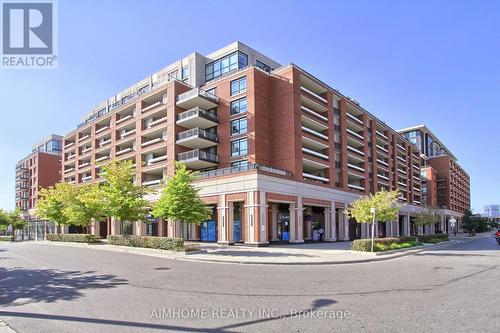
left=256, top=60, right=271, bottom=72
left=231, top=138, right=248, bottom=157
left=231, top=118, right=248, bottom=135
left=230, top=97, right=247, bottom=115
left=231, top=160, right=248, bottom=169
left=205, top=51, right=248, bottom=81
left=230, top=77, right=247, bottom=96
left=182, top=66, right=189, bottom=83
left=206, top=87, right=217, bottom=96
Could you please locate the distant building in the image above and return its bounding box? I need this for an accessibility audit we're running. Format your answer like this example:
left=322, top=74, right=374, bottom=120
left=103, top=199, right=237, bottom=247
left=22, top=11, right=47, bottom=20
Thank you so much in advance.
left=483, top=205, right=500, bottom=222
left=15, top=134, right=63, bottom=221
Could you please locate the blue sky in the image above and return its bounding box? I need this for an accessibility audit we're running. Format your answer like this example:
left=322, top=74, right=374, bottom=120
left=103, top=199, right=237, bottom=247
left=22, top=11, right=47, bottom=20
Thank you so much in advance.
left=1, top=0, right=498, bottom=213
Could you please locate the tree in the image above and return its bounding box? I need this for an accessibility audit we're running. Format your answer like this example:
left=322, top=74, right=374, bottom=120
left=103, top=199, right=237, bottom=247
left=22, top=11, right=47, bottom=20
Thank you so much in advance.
left=0, top=209, right=10, bottom=231
left=461, top=209, right=476, bottom=236
left=64, top=183, right=107, bottom=227
left=153, top=162, right=211, bottom=226
left=414, top=207, right=441, bottom=230
left=36, top=182, right=77, bottom=226
left=0, top=208, right=27, bottom=240
left=347, top=190, right=402, bottom=252
left=101, top=160, right=151, bottom=235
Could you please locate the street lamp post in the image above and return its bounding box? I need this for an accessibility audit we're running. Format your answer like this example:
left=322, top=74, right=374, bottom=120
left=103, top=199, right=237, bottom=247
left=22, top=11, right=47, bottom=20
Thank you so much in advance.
left=370, top=207, right=376, bottom=252
left=449, top=217, right=457, bottom=236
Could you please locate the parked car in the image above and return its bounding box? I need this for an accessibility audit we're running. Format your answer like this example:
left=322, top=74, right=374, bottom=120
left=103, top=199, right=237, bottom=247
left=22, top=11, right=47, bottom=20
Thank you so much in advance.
left=495, top=230, right=500, bottom=245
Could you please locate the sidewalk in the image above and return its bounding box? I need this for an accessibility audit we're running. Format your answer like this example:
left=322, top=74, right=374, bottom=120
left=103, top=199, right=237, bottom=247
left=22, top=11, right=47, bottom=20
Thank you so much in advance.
left=27, top=234, right=486, bottom=265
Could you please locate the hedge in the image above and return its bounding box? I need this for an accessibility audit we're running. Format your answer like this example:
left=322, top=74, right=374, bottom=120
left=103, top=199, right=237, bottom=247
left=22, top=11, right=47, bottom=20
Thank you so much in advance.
left=107, top=235, right=184, bottom=252
left=0, top=236, right=12, bottom=242
left=417, top=234, right=449, bottom=243
left=46, top=233, right=101, bottom=243
left=352, top=236, right=417, bottom=252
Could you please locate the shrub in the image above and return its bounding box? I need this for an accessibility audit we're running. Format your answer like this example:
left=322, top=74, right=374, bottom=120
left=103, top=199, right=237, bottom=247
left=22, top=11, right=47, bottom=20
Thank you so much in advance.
left=352, top=236, right=418, bottom=252
left=417, top=234, right=449, bottom=243
left=107, top=235, right=184, bottom=252
left=46, top=233, right=101, bottom=243
left=0, top=236, right=12, bottom=242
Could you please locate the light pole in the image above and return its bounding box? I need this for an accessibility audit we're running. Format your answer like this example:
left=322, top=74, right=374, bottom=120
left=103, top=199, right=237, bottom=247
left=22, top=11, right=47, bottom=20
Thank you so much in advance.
left=370, top=207, right=376, bottom=252
left=450, top=217, right=457, bottom=236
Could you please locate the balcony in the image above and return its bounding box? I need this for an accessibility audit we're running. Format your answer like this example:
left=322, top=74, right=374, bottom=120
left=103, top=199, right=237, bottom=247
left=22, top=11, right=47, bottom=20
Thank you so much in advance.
left=301, top=105, right=328, bottom=122
left=347, top=128, right=364, bottom=141
left=141, top=137, right=166, bottom=148
left=377, top=173, right=389, bottom=181
left=78, top=133, right=91, bottom=142
left=66, top=154, right=76, bottom=160
left=98, top=138, right=112, bottom=147
left=397, top=168, right=407, bottom=175
left=142, top=100, right=166, bottom=113
left=348, top=183, right=365, bottom=191
left=302, top=135, right=329, bottom=151
left=347, top=145, right=365, bottom=156
left=81, top=175, right=92, bottom=182
left=146, top=155, right=167, bottom=166
left=119, top=128, right=136, bottom=140
left=176, top=107, right=218, bottom=129
left=177, top=149, right=218, bottom=169
left=300, top=86, right=327, bottom=104
left=145, top=116, right=167, bottom=130
left=95, top=155, right=110, bottom=163
left=79, top=161, right=91, bottom=169
left=376, top=144, right=388, bottom=153
left=348, top=163, right=365, bottom=173
left=64, top=142, right=75, bottom=149
left=397, top=143, right=406, bottom=151
left=376, top=130, right=388, bottom=140
left=346, top=112, right=363, bottom=126
left=301, top=126, right=328, bottom=140
left=303, top=172, right=329, bottom=183
left=81, top=146, right=92, bottom=154
left=116, top=147, right=134, bottom=156
left=301, top=114, right=328, bottom=132
left=142, top=179, right=162, bottom=187
left=176, top=88, right=219, bottom=110
left=302, top=147, right=329, bottom=160
left=176, top=128, right=218, bottom=149
left=116, top=113, right=134, bottom=125
left=95, top=125, right=110, bottom=135
left=64, top=167, right=75, bottom=174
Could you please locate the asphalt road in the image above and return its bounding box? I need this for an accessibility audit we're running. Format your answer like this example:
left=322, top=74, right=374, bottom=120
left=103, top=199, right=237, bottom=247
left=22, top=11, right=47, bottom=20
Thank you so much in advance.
left=1, top=236, right=499, bottom=333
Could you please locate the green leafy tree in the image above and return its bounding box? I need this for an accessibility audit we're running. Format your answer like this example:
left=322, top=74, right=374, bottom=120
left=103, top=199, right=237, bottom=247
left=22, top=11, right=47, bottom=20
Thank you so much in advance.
left=0, top=209, right=9, bottom=231
left=101, top=160, right=151, bottom=234
left=64, top=183, right=107, bottom=227
left=461, top=209, right=476, bottom=236
left=36, top=182, right=77, bottom=226
left=153, top=162, right=211, bottom=226
left=347, top=190, right=402, bottom=252
left=348, top=190, right=402, bottom=225
left=414, top=207, right=441, bottom=227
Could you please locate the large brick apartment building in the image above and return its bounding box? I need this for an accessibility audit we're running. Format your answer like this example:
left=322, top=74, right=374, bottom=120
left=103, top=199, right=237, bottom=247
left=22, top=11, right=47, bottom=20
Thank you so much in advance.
left=15, top=134, right=63, bottom=221
left=58, top=42, right=463, bottom=244
left=399, top=125, right=470, bottom=232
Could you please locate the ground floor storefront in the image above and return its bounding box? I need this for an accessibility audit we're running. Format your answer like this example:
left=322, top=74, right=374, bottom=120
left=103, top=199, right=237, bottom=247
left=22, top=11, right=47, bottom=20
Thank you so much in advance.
left=77, top=171, right=464, bottom=246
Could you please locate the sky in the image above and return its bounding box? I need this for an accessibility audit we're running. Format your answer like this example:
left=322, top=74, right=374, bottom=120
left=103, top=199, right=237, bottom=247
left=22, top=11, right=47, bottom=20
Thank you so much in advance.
left=0, top=0, right=498, bottom=213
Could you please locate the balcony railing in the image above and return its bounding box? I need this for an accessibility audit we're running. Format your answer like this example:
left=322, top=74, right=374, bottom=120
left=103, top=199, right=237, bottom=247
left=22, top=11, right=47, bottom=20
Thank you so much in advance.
left=303, top=172, right=329, bottom=183
left=300, top=86, right=327, bottom=104
left=301, top=105, right=328, bottom=122
left=301, top=126, right=328, bottom=140
left=176, top=87, right=219, bottom=105
left=177, top=149, right=218, bottom=163
left=346, top=112, right=363, bottom=125
left=348, top=163, right=365, bottom=172
left=95, top=126, right=110, bottom=134
left=176, top=128, right=218, bottom=142
left=142, top=179, right=163, bottom=186
left=178, top=107, right=219, bottom=123
left=145, top=116, right=167, bottom=129
left=199, top=163, right=292, bottom=178
left=348, top=183, right=365, bottom=191
left=141, top=137, right=165, bottom=147
left=147, top=155, right=167, bottom=165
left=302, top=147, right=329, bottom=160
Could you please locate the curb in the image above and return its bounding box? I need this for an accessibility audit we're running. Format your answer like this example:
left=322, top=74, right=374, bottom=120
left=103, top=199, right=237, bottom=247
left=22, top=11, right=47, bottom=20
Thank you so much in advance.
left=12, top=236, right=478, bottom=266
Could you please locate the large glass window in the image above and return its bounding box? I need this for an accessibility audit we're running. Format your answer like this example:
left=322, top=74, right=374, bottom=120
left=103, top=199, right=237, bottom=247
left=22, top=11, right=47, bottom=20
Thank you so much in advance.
left=231, top=138, right=248, bottom=157
left=256, top=60, right=271, bottom=72
left=230, top=77, right=247, bottom=96
left=230, top=97, right=247, bottom=115
left=231, top=118, right=248, bottom=135
left=205, top=51, right=248, bottom=81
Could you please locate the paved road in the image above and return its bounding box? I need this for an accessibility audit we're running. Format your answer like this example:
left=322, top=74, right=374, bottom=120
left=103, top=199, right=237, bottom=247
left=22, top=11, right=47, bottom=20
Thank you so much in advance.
left=0, top=236, right=499, bottom=333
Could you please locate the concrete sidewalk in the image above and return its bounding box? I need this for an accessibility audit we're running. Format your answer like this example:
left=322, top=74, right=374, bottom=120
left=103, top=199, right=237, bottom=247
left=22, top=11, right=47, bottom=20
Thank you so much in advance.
left=26, top=234, right=490, bottom=265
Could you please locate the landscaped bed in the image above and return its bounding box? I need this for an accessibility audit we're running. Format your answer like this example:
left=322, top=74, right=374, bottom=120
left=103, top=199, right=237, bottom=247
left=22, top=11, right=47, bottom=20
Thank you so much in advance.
left=417, top=234, right=449, bottom=244
left=46, top=233, right=101, bottom=243
left=352, top=236, right=420, bottom=252
left=107, top=235, right=185, bottom=252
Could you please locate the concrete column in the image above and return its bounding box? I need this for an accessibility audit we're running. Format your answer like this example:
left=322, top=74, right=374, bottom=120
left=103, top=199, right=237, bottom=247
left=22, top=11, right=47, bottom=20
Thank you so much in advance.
left=394, top=219, right=399, bottom=237
left=110, top=217, right=121, bottom=235
left=387, top=221, right=392, bottom=237
left=259, top=191, right=268, bottom=244
left=297, top=197, right=304, bottom=242
left=325, top=202, right=336, bottom=242
left=135, top=221, right=144, bottom=236
left=404, top=214, right=410, bottom=236
left=271, top=204, right=278, bottom=241
left=361, top=222, right=367, bottom=238
left=417, top=225, right=424, bottom=236
left=441, top=214, right=446, bottom=233
left=90, top=219, right=99, bottom=236
left=289, top=203, right=296, bottom=241
left=343, top=204, right=350, bottom=241
left=217, top=194, right=229, bottom=244
left=158, top=219, right=165, bottom=237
